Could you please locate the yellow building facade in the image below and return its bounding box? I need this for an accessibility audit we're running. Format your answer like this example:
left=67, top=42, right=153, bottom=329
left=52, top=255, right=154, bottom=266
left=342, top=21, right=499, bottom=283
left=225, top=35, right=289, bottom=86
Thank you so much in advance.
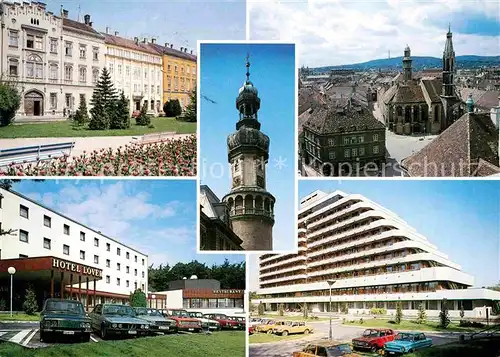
left=150, top=43, right=197, bottom=109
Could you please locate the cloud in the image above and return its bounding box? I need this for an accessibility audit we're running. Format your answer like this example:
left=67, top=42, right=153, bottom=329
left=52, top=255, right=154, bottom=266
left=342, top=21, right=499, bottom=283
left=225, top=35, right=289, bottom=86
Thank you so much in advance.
left=249, top=0, right=500, bottom=66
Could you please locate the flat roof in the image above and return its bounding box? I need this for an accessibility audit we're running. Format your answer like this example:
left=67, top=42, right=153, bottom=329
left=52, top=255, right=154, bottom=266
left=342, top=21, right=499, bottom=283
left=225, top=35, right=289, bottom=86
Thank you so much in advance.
left=1, top=188, right=148, bottom=257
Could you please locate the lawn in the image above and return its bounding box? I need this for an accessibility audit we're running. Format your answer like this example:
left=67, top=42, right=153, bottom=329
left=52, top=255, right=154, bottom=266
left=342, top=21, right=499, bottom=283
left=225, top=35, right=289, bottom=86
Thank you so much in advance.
left=249, top=332, right=310, bottom=344
left=343, top=318, right=483, bottom=333
left=0, top=331, right=245, bottom=357
left=0, top=117, right=196, bottom=138
left=0, top=313, right=39, bottom=321
left=405, top=337, right=500, bottom=357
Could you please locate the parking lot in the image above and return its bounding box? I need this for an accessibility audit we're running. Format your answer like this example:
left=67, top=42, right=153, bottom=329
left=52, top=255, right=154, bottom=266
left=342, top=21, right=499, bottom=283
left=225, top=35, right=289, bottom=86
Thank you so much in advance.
left=249, top=320, right=460, bottom=357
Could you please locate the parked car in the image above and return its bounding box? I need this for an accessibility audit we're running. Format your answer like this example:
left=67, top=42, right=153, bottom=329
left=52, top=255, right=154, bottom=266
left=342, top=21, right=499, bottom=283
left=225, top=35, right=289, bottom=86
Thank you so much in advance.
left=163, top=309, right=202, bottom=332
left=255, top=319, right=286, bottom=333
left=39, top=298, right=91, bottom=343
left=273, top=321, right=313, bottom=336
left=235, top=316, right=246, bottom=329
left=134, top=308, right=178, bottom=334
left=227, top=316, right=245, bottom=330
left=249, top=317, right=267, bottom=326
left=352, top=328, right=396, bottom=352
left=89, top=304, right=151, bottom=339
left=292, top=341, right=361, bottom=356
left=384, top=332, right=432, bottom=355
left=203, top=313, right=240, bottom=330
left=188, top=311, right=220, bottom=331
left=248, top=325, right=255, bottom=335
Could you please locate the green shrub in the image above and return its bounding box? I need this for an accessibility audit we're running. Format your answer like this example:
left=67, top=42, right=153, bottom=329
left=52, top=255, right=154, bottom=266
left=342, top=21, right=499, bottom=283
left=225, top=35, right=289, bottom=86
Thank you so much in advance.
left=0, top=299, right=6, bottom=311
left=395, top=301, right=403, bottom=324
left=136, top=102, right=151, bottom=126
left=130, top=289, right=147, bottom=307
left=359, top=318, right=364, bottom=324
left=258, top=302, right=265, bottom=316
left=417, top=303, right=427, bottom=324
left=439, top=299, right=451, bottom=328
left=73, top=96, right=90, bottom=126
left=278, top=303, right=284, bottom=317
left=0, top=79, right=21, bottom=127
left=23, top=286, right=38, bottom=315
left=459, top=320, right=485, bottom=328
left=370, top=308, right=387, bottom=315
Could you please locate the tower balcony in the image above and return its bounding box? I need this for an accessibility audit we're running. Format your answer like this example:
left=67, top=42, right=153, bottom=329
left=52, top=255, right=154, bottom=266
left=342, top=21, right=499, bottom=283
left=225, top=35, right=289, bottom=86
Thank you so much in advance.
left=229, top=207, right=274, bottom=220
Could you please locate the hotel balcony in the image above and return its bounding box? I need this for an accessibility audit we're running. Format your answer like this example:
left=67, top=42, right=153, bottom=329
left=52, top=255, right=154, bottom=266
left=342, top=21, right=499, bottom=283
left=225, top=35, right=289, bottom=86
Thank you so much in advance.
left=260, top=265, right=307, bottom=278
left=260, top=254, right=307, bottom=271
left=260, top=274, right=308, bottom=285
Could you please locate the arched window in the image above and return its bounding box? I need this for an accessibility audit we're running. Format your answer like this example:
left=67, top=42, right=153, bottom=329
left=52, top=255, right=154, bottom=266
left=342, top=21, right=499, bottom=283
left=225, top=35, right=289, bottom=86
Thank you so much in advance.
left=26, top=54, right=43, bottom=79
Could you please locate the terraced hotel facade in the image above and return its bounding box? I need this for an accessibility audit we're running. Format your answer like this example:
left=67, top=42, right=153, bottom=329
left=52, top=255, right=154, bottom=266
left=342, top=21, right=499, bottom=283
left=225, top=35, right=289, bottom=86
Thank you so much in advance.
left=255, top=190, right=500, bottom=318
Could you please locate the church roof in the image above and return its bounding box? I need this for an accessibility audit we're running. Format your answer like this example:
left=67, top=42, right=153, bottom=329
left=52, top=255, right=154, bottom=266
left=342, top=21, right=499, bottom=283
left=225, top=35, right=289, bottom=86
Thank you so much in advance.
left=303, top=102, right=385, bottom=135
left=402, top=112, right=499, bottom=177
left=383, top=82, right=426, bottom=104
left=421, top=79, right=442, bottom=103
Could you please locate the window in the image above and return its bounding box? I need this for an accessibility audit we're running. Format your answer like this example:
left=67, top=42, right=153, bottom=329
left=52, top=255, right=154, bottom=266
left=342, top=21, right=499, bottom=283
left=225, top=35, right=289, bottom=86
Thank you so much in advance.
left=50, top=93, right=57, bottom=109
left=117, top=263, right=121, bottom=271
left=63, top=224, right=70, bottom=235
left=50, top=38, right=57, bottom=53
left=373, top=134, right=379, bottom=142
left=92, top=68, right=99, bottom=84
left=151, top=85, right=154, bottom=95
left=142, top=271, right=145, bottom=278
left=26, top=58, right=43, bottom=79
left=106, top=259, right=110, bottom=267
left=79, top=66, right=87, bottom=83
left=35, top=36, right=43, bottom=50
left=79, top=44, right=86, bottom=59
left=106, top=276, right=110, bottom=284
left=126, top=252, right=130, bottom=259
left=19, top=254, right=28, bottom=258
left=43, top=238, right=51, bottom=249
left=344, top=149, right=350, bottom=158
left=144, top=70, right=148, bottom=79
left=126, top=280, right=130, bottom=287
left=126, top=66, right=130, bottom=76
left=26, top=34, right=34, bottom=48
left=8, top=58, right=18, bottom=76
left=142, top=259, right=145, bottom=266
left=134, top=282, right=137, bottom=290
left=64, top=65, right=73, bottom=81
left=20, top=205, right=29, bottom=218
left=63, top=245, right=70, bottom=255
left=141, top=284, right=145, bottom=291
left=359, top=147, right=365, bottom=156
left=117, top=247, right=121, bottom=256
left=343, top=137, right=349, bottom=145
left=91, top=238, right=98, bottom=248
left=373, top=145, right=379, bottom=154
left=109, top=63, right=113, bottom=75
left=80, top=250, right=85, bottom=260
left=359, top=136, right=364, bottom=143
left=65, top=41, right=73, bottom=57
left=43, top=215, right=51, bottom=227
left=144, top=84, right=147, bottom=94
left=134, top=255, right=137, bottom=263
left=80, top=231, right=85, bottom=241
left=134, top=269, right=137, bottom=276
left=117, top=278, right=121, bottom=286
left=126, top=266, right=130, bottom=273
left=8, top=30, right=18, bottom=47
left=352, top=148, right=358, bottom=157
left=94, top=255, right=99, bottom=264
left=19, top=230, right=29, bottom=243
left=93, top=47, right=99, bottom=61
left=328, top=138, right=335, bottom=146
left=106, top=243, right=110, bottom=251
left=49, top=64, right=58, bottom=80
left=329, top=151, right=335, bottom=160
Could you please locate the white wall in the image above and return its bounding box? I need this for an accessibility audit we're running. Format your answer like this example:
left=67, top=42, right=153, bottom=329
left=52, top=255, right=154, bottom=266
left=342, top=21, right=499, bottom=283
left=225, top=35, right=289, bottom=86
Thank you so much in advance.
left=0, top=189, right=148, bottom=296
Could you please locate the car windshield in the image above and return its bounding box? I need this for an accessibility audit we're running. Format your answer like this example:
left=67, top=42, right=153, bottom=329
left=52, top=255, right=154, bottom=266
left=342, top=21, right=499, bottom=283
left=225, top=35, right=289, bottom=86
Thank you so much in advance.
left=135, top=308, right=148, bottom=316
left=363, top=329, right=381, bottom=337
left=396, top=333, right=414, bottom=341
left=103, top=305, right=135, bottom=316
left=170, top=310, right=189, bottom=317
left=190, top=312, right=203, bottom=318
left=267, top=320, right=275, bottom=325
left=327, top=344, right=353, bottom=356
left=147, top=310, right=163, bottom=317
left=45, top=300, right=84, bottom=315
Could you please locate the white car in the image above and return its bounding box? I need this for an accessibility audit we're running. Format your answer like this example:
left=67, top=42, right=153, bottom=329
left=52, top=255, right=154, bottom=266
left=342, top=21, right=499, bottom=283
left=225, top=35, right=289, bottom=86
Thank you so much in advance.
left=188, top=311, right=220, bottom=331
left=250, top=317, right=269, bottom=327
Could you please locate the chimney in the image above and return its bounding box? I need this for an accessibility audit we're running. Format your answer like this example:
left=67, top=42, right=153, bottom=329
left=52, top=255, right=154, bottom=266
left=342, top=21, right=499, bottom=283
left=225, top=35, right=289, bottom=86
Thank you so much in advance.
left=89, top=22, right=93, bottom=27
left=142, top=38, right=147, bottom=44
left=114, top=31, right=119, bottom=36
left=180, top=47, right=184, bottom=52
left=184, top=48, right=187, bottom=53
left=170, top=44, right=173, bottom=49
left=151, top=38, right=156, bottom=44
left=84, top=14, right=91, bottom=25
left=38, top=2, right=46, bottom=9
left=105, top=27, right=110, bottom=34
left=190, top=50, right=193, bottom=54
left=134, top=37, right=139, bottom=44
left=165, top=42, right=169, bottom=48
left=62, top=9, right=69, bottom=18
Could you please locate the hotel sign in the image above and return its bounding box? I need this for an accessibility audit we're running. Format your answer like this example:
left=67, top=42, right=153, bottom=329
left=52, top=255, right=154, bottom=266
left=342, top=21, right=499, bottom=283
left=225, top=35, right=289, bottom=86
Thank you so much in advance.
left=52, top=258, right=102, bottom=278
left=213, top=289, right=244, bottom=294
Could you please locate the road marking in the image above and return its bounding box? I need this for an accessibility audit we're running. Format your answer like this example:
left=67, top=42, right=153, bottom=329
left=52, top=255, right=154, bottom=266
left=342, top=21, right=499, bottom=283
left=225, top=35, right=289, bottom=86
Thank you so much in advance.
left=0, top=332, right=8, bottom=338
left=90, top=335, right=98, bottom=342
left=22, top=329, right=38, bottom=346
left=10, top=329, right=31, bottom=344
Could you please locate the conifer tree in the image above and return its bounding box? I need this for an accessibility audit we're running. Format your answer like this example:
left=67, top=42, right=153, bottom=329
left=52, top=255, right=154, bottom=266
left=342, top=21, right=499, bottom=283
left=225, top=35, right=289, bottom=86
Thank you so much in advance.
left=110, top=91, right=130, bottom=129
left=439, top=298, right=450, bottom=328
left=417, top=303, right=427, bottom=324
left=172, top=99, right=182, bottom=117
left=89, top=67, right=117, bottom=130
left=136, top=101, right=150, bottom=126
left=73, top=96, right=90, bottom=126
left=23, top=286, right=38, bottom=315
left=395, top=301, right=403, bottom=324
left=183, top=87, right=197, bottom=122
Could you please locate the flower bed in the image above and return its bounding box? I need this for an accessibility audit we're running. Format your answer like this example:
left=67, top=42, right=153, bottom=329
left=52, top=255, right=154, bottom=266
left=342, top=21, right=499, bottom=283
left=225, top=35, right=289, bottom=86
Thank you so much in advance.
left=1, top=135, right=197, bottom=176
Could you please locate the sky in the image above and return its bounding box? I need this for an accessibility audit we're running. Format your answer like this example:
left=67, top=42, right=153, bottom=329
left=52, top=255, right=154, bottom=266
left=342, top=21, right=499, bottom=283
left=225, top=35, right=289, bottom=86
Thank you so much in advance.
left=199, top=43, right=296, bottom=251
left=12, top=179, right=245, bottom=267
left=44, top=0, right=246, bottom=52
left=249, top=0, right=500, bottom=67
left=249, top=180, right=500, bottom=291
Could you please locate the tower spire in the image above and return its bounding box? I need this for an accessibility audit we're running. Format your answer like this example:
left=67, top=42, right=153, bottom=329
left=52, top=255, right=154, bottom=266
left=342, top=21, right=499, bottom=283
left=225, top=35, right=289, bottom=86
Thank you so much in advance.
left=246, top=53, right=250, bottom=82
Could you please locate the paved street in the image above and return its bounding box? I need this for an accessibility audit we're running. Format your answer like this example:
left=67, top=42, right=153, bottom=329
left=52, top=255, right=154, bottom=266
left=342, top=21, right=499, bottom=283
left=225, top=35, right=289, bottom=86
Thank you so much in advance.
left=250, top=320, right=460, bottom=357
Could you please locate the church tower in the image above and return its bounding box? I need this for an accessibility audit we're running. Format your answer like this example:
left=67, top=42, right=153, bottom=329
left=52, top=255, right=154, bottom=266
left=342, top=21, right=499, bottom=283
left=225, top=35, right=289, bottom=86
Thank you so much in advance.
left=222, top=55, right=275, bottom=251
left=402, top=45, right=413, bottom=81
left=442, top=24, right=456, bottom=97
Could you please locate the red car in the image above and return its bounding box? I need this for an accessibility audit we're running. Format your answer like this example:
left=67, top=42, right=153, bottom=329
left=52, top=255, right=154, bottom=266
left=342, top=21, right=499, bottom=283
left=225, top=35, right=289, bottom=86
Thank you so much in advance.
left=203, top=313, right=240, bottom=330
left=352, top=328, right=396, bottom=352
left=248, top=325, right=254, bottom=335
left=162, top=309, right=202, bottom=333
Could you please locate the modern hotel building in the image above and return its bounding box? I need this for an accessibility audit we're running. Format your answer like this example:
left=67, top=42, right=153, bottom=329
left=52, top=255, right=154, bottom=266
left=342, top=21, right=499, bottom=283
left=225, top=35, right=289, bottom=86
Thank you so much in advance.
left=0, top=188, right=148, bottom=311
left=255, top=190, right=500, bottom=318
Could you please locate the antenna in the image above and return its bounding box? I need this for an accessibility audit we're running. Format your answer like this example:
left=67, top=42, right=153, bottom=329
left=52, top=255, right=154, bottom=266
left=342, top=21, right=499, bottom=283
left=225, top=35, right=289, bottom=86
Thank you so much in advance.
left=77, top=4, right=81, bottom=22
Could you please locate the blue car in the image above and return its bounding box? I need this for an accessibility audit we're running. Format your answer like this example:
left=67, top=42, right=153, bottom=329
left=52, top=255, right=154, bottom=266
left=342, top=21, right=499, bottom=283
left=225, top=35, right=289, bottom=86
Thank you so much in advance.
left=384, top=332, right=432, bottom=355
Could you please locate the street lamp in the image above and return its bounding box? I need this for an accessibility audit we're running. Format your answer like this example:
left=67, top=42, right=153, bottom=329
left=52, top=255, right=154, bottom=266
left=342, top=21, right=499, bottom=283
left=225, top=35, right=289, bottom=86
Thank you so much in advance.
left=8, top=267, right=16, bottom=317
left=327, top=279, right=336, bottom=341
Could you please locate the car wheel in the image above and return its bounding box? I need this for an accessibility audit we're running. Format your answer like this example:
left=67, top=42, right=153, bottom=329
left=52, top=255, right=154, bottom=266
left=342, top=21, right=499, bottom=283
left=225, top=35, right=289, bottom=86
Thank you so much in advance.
left=39, top=331, right=45, bottom=342
left=370, top=345, right=378, bottom=352
left=266, top=330, right=273, bottom=334
left=101, top=325, right=108, bottom=340
left=282, top=330, right=289, bottom=336
left=304, top=329, right=310, bottom=335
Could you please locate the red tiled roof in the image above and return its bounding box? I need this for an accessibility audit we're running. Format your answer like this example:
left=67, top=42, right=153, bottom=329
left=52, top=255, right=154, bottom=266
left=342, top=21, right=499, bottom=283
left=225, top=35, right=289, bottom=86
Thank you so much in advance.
left=102, top=33, right=160, bottom=55
left=63, top=18, right=103, bottom=37
left=149, top=43, right=196, bottom=62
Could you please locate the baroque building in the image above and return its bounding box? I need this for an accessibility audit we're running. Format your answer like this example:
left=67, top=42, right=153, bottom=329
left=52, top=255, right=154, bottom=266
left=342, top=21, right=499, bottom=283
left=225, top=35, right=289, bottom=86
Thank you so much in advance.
left=254, top=190, right=500, bottom=318
left=379, top=28, right=464, bottom=135
left=0, top=2, right=105, bottom=119
left=102, top=32, right=163, bottom=115
left=222, top=57, right=275, bottom=251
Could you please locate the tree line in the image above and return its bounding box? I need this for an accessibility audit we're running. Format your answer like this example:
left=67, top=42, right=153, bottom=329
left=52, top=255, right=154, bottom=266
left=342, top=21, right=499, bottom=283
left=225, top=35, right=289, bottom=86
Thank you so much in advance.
left=148, top=259, right=245, bottom=291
